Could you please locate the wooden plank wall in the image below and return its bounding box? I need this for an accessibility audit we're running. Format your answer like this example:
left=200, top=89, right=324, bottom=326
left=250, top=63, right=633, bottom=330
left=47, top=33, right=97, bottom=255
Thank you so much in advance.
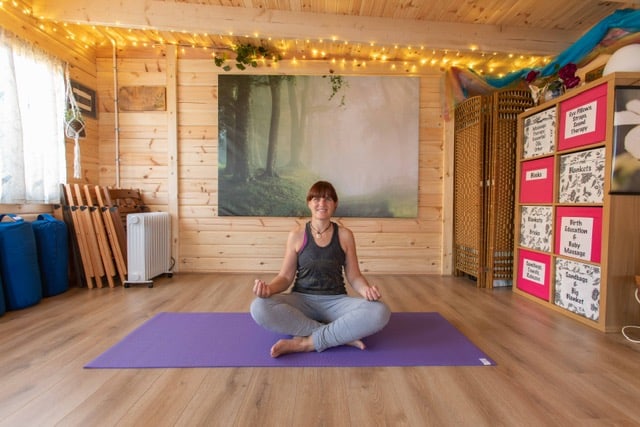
left=1, top=8, right=450, bottom=276
left=95, top=46, right=448, bottom=275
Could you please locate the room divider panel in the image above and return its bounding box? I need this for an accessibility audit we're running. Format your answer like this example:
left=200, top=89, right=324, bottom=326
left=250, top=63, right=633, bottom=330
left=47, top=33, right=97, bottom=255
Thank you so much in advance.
left=453, top=88, right=533, bottom=288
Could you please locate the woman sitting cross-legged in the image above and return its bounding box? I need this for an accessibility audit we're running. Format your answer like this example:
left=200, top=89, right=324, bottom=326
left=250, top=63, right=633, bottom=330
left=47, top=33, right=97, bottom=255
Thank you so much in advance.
left=250, top=180, right=391, bottom=358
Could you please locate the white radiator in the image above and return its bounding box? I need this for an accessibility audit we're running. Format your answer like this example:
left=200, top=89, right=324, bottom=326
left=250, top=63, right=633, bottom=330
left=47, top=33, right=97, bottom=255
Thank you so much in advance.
left=125, top=212, right=172, bottom=287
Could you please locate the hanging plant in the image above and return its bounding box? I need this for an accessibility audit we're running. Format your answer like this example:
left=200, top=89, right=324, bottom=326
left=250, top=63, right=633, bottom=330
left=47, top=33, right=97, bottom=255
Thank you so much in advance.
left=64, top=64, right=85, bottom=179
left=214, top=43, right=280, bottom=71
left=64, top=66, right=86, bottom=139
left=64, top=107, right=85, bottom=139
left=324, top=73, right=349, bottom=106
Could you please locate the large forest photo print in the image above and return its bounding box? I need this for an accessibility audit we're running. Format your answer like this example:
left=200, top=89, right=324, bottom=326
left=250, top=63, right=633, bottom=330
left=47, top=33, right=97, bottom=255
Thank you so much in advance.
left=218, top=74, right=419, bottom=217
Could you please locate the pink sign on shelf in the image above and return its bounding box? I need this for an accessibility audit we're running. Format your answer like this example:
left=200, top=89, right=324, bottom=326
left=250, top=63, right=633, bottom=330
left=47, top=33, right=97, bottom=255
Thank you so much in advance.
left=554, top=206, right=603, bottom=263
left=558, top=83, right=608, bottom=151
left=519, top=156, right=554, bottom=203
left=516, top=249, right=551, bottom=301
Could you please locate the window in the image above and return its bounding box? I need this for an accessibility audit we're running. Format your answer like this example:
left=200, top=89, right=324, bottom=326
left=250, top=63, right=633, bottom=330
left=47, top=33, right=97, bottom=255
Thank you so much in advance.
left=0, top=30, right=66, bottom=204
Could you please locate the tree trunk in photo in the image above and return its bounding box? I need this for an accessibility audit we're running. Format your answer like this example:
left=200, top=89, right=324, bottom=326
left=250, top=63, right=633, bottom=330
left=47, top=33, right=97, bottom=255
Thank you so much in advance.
left=264, top=75, right=282, bottom=177
left=218, top=78, right=236, bottom=174
left=231, top=77, right=251, bottom=182
left=287, top=77, right=304, bottom=168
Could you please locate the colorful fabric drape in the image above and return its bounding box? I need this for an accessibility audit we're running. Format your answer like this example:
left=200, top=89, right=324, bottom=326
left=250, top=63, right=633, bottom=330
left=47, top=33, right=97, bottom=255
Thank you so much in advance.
left=487, top=8, right=640, bottom=88
left=443, top=8, right=640, bottom=121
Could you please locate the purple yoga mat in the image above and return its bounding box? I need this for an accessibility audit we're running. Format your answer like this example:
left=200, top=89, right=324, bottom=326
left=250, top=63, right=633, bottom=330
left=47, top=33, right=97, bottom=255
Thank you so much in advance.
left=85, top=312, right=495, bottom=368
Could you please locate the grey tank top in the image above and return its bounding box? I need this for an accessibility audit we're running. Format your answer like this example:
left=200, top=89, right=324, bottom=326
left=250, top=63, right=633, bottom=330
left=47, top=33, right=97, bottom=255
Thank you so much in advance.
left=291, top=222, right=346, bottom=295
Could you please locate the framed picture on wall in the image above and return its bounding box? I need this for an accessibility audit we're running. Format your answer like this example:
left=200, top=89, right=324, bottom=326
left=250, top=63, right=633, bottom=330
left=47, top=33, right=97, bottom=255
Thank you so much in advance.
left=70, top=80, right=97, bottom=119
left=216, top=74, right=420, bottom=217
left=610, top=86, right=640, bottom=194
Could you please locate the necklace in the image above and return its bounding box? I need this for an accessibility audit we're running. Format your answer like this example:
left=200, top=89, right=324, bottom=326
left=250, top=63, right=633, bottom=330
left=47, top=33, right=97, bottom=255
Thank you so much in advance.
left=310, top=222, right=332, bottom=238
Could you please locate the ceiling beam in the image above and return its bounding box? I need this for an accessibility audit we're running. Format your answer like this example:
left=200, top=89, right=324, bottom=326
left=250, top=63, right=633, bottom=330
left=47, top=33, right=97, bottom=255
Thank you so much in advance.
left=32, top=0, right=581, bottom=56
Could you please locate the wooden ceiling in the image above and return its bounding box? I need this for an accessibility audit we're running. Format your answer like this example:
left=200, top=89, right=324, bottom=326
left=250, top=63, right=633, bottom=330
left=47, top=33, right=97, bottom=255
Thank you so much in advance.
left=17, top=0, right=640, bottom=75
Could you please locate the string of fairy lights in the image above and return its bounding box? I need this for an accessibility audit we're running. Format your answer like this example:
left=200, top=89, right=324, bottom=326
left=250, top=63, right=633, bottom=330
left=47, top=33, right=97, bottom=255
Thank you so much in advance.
left=2, top=0, right=551, bottom=77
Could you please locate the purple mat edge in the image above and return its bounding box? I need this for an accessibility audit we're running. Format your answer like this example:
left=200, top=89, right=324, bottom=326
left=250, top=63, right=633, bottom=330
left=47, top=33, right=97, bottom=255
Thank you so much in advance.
left=85, top=312, right=496, bottom=369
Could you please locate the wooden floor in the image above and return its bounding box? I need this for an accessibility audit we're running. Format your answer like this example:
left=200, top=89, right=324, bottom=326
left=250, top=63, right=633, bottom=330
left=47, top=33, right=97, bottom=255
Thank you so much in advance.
left=1, top=273, right=639, bottom=426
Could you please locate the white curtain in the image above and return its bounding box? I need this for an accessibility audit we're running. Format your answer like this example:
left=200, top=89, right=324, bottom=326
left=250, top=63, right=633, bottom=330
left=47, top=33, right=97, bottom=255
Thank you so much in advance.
left=0, top=30, right=66, bottom=204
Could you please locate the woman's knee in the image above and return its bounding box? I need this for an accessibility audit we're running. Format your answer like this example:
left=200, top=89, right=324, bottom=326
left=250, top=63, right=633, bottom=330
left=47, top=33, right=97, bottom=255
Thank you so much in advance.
left=371, top=301, right=391, bottom=328
left=250, top=297, right=270, bottom=323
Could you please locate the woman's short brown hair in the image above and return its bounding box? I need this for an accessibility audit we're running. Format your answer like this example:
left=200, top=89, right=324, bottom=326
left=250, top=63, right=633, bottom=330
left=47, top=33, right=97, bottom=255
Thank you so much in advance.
left=306, top=181, right=338, bottom=203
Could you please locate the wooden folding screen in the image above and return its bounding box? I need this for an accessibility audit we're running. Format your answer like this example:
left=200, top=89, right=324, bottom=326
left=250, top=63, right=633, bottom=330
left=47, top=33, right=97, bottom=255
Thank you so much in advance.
left=453, top=88, right=533, bottom=288
left=453, top=95, right=486, bottom=286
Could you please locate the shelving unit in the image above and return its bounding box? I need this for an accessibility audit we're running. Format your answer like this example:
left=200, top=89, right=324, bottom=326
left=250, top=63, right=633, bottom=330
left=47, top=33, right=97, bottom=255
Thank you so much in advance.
left=513, top=72, right=640, bottom=332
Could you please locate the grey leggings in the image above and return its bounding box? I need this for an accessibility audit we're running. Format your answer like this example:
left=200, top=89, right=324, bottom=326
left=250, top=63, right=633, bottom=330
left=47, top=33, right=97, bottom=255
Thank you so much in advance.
left=250, top=292, right=391, bottom=352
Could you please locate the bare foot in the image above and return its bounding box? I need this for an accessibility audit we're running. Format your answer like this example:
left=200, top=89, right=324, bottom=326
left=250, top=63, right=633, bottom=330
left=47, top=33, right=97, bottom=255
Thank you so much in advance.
left=347, top=339, right=366, bottom=350
left=271, top=336, right=314, bottom=358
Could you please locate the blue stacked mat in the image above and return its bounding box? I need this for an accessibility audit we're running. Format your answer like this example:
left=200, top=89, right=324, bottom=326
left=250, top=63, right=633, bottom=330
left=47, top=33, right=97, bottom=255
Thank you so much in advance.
left=0, top=214, right=42, bottom=310
left=32, top=214, right=69, bottom=297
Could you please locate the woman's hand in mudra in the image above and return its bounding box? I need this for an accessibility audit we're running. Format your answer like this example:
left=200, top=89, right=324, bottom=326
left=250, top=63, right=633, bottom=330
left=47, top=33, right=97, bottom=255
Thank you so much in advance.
left=362, top=285, right=382, bottom=301
left=253, top=279, right=272, bottom=298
